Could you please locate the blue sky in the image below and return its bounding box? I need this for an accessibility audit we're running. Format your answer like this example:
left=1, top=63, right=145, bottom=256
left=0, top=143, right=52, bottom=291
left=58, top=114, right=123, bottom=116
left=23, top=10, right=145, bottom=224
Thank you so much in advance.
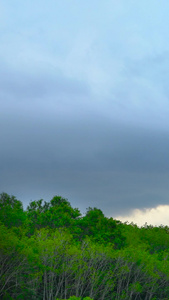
left=1, top=1, right=169, bottom=224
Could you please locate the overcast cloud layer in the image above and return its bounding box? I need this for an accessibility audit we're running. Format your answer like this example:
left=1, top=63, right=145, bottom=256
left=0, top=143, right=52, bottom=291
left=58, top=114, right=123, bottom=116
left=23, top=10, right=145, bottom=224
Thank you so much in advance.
left=1, top=0, right=169, bottom=223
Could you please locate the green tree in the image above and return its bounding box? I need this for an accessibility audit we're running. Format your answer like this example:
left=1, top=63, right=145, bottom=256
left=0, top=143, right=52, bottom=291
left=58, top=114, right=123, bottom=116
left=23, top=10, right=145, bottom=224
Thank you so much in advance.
left=0, top=192, right=26, bottom=228
left=76, top=207, right=126, bottom=248
left=26, top=196, right=81, bottom=234
left=0, top=223, right=38, bottom=299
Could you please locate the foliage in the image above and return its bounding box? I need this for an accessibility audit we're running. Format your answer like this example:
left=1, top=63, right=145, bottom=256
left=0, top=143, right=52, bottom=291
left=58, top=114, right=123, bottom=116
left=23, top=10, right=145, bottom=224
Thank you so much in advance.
left=55, top=297, right=93, bottom=300
left=1, top=192, right=169, bottom=299
left=74, top=207, right=126, bottom=248
left=26, top=196, right=81, bottom=234
left=0, top=192, right=26, bottom=228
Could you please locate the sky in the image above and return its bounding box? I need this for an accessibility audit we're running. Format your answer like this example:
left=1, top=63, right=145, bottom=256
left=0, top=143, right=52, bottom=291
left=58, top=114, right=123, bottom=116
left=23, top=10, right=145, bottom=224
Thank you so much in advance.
left=1, top=0, right=169, bottom=226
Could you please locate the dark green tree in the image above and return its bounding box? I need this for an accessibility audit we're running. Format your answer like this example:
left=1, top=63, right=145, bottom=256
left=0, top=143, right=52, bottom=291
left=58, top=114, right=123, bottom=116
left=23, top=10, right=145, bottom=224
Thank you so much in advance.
left=26, top=195, right=81, bottom=233
left=0, top=192, right=26, bottom=228
left=76, top=207, right=126, bottom=248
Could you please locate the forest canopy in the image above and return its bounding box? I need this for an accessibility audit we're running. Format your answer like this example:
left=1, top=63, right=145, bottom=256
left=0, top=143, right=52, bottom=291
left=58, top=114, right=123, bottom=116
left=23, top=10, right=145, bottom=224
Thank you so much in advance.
left=1, top=192, right=169, bottom=300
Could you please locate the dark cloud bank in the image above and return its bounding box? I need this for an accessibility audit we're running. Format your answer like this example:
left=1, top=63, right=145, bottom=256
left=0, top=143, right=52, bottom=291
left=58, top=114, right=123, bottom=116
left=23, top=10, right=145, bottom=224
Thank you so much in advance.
left=1, top=65, right=169, bottom=217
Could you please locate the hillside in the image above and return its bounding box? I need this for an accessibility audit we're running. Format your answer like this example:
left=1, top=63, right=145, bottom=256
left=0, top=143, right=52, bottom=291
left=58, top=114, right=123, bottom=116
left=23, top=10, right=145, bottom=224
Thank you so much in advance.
left=1, top=192, right=169, bottom=299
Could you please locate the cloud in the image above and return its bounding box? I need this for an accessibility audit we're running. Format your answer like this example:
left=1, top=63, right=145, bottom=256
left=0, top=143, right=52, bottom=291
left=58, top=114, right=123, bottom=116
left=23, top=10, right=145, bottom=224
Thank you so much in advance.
left=1, top=104, right=169, bottom=215
left=1, top=0, right=169, bottom=216
left=116, top=205, right=169, bottom=227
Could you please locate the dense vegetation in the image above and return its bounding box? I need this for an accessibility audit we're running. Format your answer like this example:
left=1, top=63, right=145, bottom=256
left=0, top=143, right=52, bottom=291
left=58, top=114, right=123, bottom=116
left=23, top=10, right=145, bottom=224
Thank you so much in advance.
left=1, top=192, right=169, bottom=299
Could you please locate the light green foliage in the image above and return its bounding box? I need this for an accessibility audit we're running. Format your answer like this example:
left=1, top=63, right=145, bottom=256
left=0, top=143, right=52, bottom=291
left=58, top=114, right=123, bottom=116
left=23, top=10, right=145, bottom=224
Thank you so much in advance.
left=1, top=192, right=169, bottom=299
left=0, top=223, right=38, bottom=299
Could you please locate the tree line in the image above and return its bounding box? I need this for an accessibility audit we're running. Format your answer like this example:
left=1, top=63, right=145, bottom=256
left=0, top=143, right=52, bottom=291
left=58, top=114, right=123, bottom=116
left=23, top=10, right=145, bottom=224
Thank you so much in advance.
left=1, top=192, right=169, bottom=299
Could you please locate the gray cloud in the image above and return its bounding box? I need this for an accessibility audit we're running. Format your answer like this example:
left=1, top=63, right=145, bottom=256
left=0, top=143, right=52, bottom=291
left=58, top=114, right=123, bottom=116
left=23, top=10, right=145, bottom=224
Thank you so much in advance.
left=1, top=0, right=169, bottom=219
left=0, top=63, right=90, bottom=103
left=1, top=61, right=169, bottom=217
left=1, top=77, right=169, bottom=215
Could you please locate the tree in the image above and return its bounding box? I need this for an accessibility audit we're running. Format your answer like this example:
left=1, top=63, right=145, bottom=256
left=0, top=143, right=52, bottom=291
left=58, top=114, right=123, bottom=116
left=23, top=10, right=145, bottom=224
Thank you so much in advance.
left=0, top=223, right=38, bottom=299
left=0, top=192, right=26, bottom=228
left=26, top=195, right=81, bottom=234
left=76, top=207, right=126, bottom=248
